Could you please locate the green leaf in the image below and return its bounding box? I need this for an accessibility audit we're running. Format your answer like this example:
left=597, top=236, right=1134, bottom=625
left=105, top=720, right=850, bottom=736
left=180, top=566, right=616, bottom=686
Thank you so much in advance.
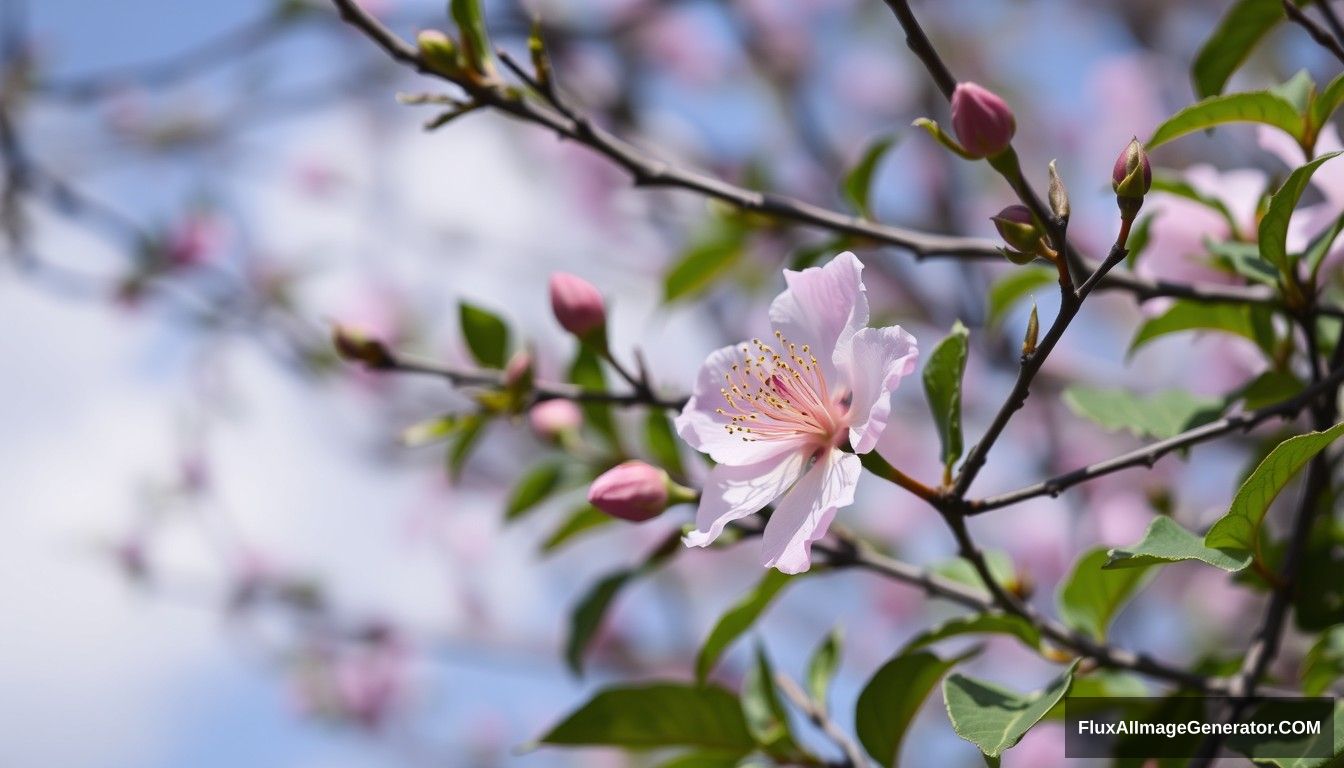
left=923, top=321, right=970, bottom=472
left=1191, top=0, right=1291, bottom=98
left=1151, top=174, right=1241, bottom=235
left=645, top=410, right=686, bottom=479
left=1125, top=211, right=1158, bottom=269
left=856, top=648, right=974, bottom=767
left=1045, top=671, right=1148, bottom=720
left=805, top=628, right=843, bottom=711
left=1259, top=152, right=1344, bottom=274
left=505, top=461, right=566, bottom=521
left=1129, top=299, right=1273, bottom=354
left=904, top=612, right=1042, bottom=654
left=1147, top=91, right=1304, bottom=150
left=932, top=550, right=1018, bottom=600
left=1063, top=386, right=1223, bottom=441
left=540, top=504, right=613, bottom=553
left=1305, top=209, right=1344, bottom=280
left=1208, top=239, right=1280, bottom=285
left=664, top=224, right=746, bottom=302
left=535, top=683, right=755, bottom=754
left=741, top=645, right=802, bottom=758
left=450, top=0, right=491, bottom=74
left=1272, top=69, right=1318, bottom=113
left=1205, top=422, right=1344, bottom=561
left=400, top=413, right=468, bottom=447
left=986, top=267, right=1055, bottom=326
left=912, top=117, right=975, bottom=159
left=458, top=302, right=509, bottom=368
left=651, top=754, right=743, bottom=768
left=568, top=346, right=619, bottom=448
left=1237, top=370, right=1305, bottom=410
left=1312, top=73, right=1344, bottom=132
left=1057, top=548, right=1154, bottom=641
left=842, top=136, right=896, bottom=217
left=447, top=412, right=487, bottom=479
left=1303, top=626, right=1344, bottom=696
left=1231, top=699, right=1344, bottom=767
left=565, top=568, right=635, bottom=675
left=696, top=570, right=795, bottom=682
left=1105, top=516, right=1251, bottom=571
left=943, top=661, right=1079, bottom=759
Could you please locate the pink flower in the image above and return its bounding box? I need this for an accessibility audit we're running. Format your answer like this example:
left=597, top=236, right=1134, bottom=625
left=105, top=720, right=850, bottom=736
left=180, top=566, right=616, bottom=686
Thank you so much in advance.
left=675, top=252, right=919, bottom=573
left=588, top=461, right=670, bottom=522
left=951, top=82, right=1016, bottom=158
left=549, top=273, right=607, bottom=338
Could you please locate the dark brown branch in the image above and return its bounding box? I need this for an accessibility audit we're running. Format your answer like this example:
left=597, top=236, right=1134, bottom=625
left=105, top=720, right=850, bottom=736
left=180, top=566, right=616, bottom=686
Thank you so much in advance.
left=1282, top=0, right=1344, bottom=65
left=967, top=359, right=1344, bottom=513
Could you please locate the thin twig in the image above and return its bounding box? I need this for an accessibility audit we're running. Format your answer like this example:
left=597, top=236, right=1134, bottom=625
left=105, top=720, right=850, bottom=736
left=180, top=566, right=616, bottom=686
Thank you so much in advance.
left=1282, top=0, right=1344, bottom=65
left=775, top=674, right=869, bottom=768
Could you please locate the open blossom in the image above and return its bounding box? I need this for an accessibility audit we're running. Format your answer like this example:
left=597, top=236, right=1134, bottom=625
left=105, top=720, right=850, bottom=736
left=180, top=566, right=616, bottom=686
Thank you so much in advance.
left=675, top=252, right=918, bottom=573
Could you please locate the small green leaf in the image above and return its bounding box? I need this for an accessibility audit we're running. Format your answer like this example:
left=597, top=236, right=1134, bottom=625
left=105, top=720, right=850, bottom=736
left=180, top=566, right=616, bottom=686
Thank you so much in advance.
left=1205, top=422, right=1344, bottom=562
left=1105, top=516, right=1250, bottom=571
left=505, top=461, right=566, bottom=521
left=904, top=613, right=1042, bottom=653
left=565, top=568, right=635, bottom=675
left=1237, top=370, right=1305, bottom=410
left=1271, top=69, right=1318, bottom=113
left=923, top=321, right=970, bottom=472
left=1304, top=209, right=1344, bottom=280
left=1208, top=240, right=1280, bottom=285
left=645, top=410, right=685, bottom=479
left=651, top=753, right=743, bottom=768
left=535, top=683, right=755, bottom=754
left=932, top=550, right=1018, bottom=600
left=741, top=645, right=802, bottom=758
left=1230, top=699, right=1344, bottom=767
left=664, top=224, right=746, bottom=302
left=540, top=504, right=613, bottom=553
left=569, top=346, right=619, bottom=448
left=1303, top=626, right=1344, bottom=696
left=857, top=648, right=975, bottom=767
left=842, top=136, right=896, bottom=217
left=1129, top=300, right=1274, bottom=354
left=1259, top=152, right=1344, bottom=275
left=943, top=661, right=1078, bottom=759
left=450, top=0, right=491, bottom=74
left=1057, top=548, right=1154, bottom=641
left=1191, top=0, right=1292, bottom=98
left=1147, top=91, right=1303, bottom=150
left=805, top=628, right=843, bottom=711
left=1312, top=73, right=1344, bottom=131
left=696, top=570, right=795, bottom=682
left=400, top=414, right=467, bottom=447
left=458, top=302, right=509, bottom=368
left=1125, top=211, right=1158, bottom=269
left=1062, top=386, right=1223, bottom=441
left=447, top=412, right=487, bottom=479
left=986, top=267, right=1055, bottom=326
left=912, top=118, right=975, bottom=159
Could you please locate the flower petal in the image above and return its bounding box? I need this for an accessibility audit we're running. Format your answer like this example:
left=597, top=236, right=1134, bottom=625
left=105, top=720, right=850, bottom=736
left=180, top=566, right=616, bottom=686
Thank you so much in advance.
left=684, top=451, right=808, bottom=548
left=844, top=325, right=919, bottom=454
left=676, top=343, right=811, bottom=465
left=768, top=252, right=869, bottom=381
left=760, top=449, right=860, bottom=573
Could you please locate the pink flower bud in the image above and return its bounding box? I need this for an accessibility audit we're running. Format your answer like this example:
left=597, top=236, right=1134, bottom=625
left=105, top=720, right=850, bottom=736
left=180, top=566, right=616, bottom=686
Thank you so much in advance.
left=503, top=350, right=533, bottom=387
left=1111, top=137, right=1152, bottom=196
left=990, top=204, right=1043, bottom=255
left=549, top=273, right=607, bottom=337
left=950, top=82, right=1016, bottom=158
left=529, top=398, right=582, bottom=439
left=588, top=460, right=669, bottom=522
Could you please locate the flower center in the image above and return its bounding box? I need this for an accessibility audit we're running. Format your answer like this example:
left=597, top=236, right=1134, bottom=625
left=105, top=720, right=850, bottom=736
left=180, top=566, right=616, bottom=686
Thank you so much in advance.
left=717, top=331, right=849, bottom=447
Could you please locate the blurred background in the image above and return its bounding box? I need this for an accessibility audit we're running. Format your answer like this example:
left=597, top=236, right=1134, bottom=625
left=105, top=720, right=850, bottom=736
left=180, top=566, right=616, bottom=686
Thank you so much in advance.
left=1, top=0, right=1340, bottom=765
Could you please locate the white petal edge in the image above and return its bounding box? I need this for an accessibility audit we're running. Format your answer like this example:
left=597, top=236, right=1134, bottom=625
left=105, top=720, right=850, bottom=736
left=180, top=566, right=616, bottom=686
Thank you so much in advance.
left=767, top=252, right=869, bottom=381
left=760, top=449, right=861, bottom=573
left=684, top=451, right=808, bottom=548
left=845, top=325, right=920, bottom=454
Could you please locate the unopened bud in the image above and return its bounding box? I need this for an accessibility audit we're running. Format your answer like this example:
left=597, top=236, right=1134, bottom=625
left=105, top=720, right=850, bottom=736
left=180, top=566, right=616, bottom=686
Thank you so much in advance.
left=1023, top=302, right=1039, bottom=358
left=549, top=272, right=607, bottom=339
left=991, top=204, right=1043, bottom=256
left=333, top=325, right=394, bottom=369
left=588, top=460, right=684, bottom=522
left=1112, top=138, right=1151, bottom=219
left=528, top=398, right=582, bottom=440
left=1047, top=160, right=1070, bottom=222
left=416, top=30, right=461, bottom=76
left=950, top=82, right=1016, bottom=159
left=503, top=349, right=534, bottom=388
